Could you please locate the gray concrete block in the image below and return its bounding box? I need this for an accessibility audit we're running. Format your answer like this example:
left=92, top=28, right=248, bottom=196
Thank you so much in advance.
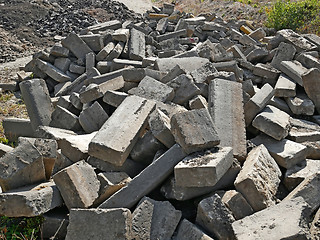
left=268, top=96, right=292, bottom=115
left=0, top=181, right=63, bottom=217
left=296, top=52, right=320, bottom=69
left=246, top=47, right=269, bottom=63
left=176, top=219, right=214, bottom=240
left=253, top=63, right=281, bottom=84
left=310, top=207, right=320, bottom=239
left=79, top=101, right=109, bottom=133
left=129, top=28, right=145, bottom=60
left=96, top=61, right=112, bottom=74
left=209, top=79, right=246, bottom=160
left=53, top=160, right=100, bottom=209
left=154, top=57, right=209, bottom=72
left=252, top=105, right=290, bottom=140
left=249, top=27, right=266, bottom=41
left=132, top=197, right=181, bottom=240
left=128, top=76, right=174, bottom=102
left=98, top=144, right=187, bottom=209
left=87, top=20, right=122, bottom=33
left=85, top=52, right=96, bottom=72
left=251, top=134, right=308, bottom=169
left=56, top=95, right=80, bottom=115
left=80, top=34, right=104, bottom=52
left=2, top=118, right=34, bottom=142
left=274, top=73, right=296, bottom=97
left=280, top=60, right=308, bottom=86
left=191, top=62, right=217, bottom=84
left=157, top=29, right=187, bottom=42
left=96, top=41, right=116, bottom=61
left=285, top=92, right=315, bottom=116
left=65, top=208, right=132, bottom=240
left=112, top=28, right=130, bottom=42
left=288, top=118, right=320, bottom=143
left=61, top=32, right=93, bottom=61
left=244, top=83, right=274, bottom=126
left=171, top=109, right=220, bottom=154
left=212, top=60, right=243, bottom=82
left=234, top=145, right=281, bottom=211
left=302, top=68, right=320, bottom=113
left=189, top=95, right=208, bottom=109
left=54, top=57, right=71, bottom=72
left=42, top=210, right=69, bottom=240
left=174, top=147, right=233, bottom=187
left=103, top=90, right=128, bottom=107
left=0, top=140, right=45, bottom=191
left=196, top=193, right=236, bottom=240
left=52, top=150, right=73, bottom=175
left=232, top=197, right=311, bottom=240
left=156, top=17, right=169, bottom=34
left=20, top=79, right=53, bottom=131
left=277, top=29, right=317, bottom=52
left=50, top=106, right=82, bottom=131
left=50, top=45, right=70, bottom=58
left=89, top=95, right=155, bottom=166
left=106, top=41, right=125, bottom=61
left=69, top=92, right=83, bottom=110
left=270, top=42, right=296, bottom=69
left=69, top=62, right=85, bottom=74
left=85, top=68, right=126, bottom=85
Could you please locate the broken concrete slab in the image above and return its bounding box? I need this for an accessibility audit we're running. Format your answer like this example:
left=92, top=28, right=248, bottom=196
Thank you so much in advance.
left=234, top=144, right=282, bottom=211
left=288, top=118, right=320, bottom=143
left=129, top=28, right=146, bottom=60
left=251, top=134, right=308, bottom=169
left=280, top=60, right=308, bottom=86
left=19, top=79, right=53, bottom=131
left=50, top=105, right=82, bottom=132
left=232, top=197, right=312, bottom=240
left=189, top=95, right=208, bottom=109
left=0, top=181, right=63, bottom=217
left=171, top=109, right=220, bottom=154
left=53, top=160, right=100, bottom=209
left=96, top=42, right=115, bottom=61
left=98, top=144, right=187, bottom=209
left=285, top=91, right=315, bottom=116
left=88, top=95, right=155, bottom=166
left=103, top=90, right=128, bottom=107
left=176, top=219, right=214, bottom=240
left=61, top=32, right=93, bottom=61
left=65, top=208, right=132, bottom=240
left=154, top=57, right=209, bottom=72
left=174, top=147, right=233, bottom=187
left=208, top=79, right=246, bottom=160
left=270, top=42, right=296, bottom=69
left=87, top=20, right=122, bottom=33
left=302, top=68, right=320, bottom=113
left=274, top=73, right=296, bottom=97
left=132, top=197, right=181, bottom=240
left=277, top=29, right=317, bottom=52
left=36, top=59, right=71, bottom=83
left=2, top=118, right=34, bottom=142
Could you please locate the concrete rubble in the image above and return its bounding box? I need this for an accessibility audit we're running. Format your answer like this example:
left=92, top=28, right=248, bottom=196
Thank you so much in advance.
left=0, top=2, right=320, bottom=240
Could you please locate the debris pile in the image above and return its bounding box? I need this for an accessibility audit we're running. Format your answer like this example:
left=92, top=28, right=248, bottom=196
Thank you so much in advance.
left=1, top=2, right=320, bottom=239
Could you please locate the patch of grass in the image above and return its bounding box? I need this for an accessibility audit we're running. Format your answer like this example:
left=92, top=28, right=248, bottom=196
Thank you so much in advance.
left=0, top=216, right=43, bottom=240
left=266, top=0, right=320, bottom=33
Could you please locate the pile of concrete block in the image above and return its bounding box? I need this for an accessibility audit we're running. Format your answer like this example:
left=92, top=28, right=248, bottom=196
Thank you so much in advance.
left=1, top=2, right=320, bottom=239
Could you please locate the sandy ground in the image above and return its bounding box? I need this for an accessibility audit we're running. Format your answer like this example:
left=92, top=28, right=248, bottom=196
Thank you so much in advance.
left=116, top=0, right=153, bottom=14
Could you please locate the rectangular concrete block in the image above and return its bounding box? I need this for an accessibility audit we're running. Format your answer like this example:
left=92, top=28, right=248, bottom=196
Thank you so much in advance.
left=280, top=60, right=308, bottom=86
left=154, top=57, right=209, bottom=72
left=80, top=34, right=104, bottom=52
left=50, top=105, right=82, bottom=132
left=129, top=28, right=145, bottom=60
left=2, top=118, right=34, bottom=142
left=103, top=90, right=128, bottom=107
left=176, top=219, right=214, bottom=240
left=96, top=41, right=115, bottom=61
left=36, top=59, right=71, bottom=83
left=89, top=95, right=155, bottom=166
left=302, top=68, right=320, bottom=113
left=285, top=92, right=315, bottom=116
left=174, top=147, right=233, bottom=187
left=87, top=20, right=122, bottom=33
left=61, top=32, right=93, bottom=61
left=288, top=118, right=320, bottom=143
left=274, top=73, right=296, bottom=97
left=209, top=79, right=246, bottom=160
left=234, top=145, right=282, bottom=211
left=270, top=42, right=296, bottom=69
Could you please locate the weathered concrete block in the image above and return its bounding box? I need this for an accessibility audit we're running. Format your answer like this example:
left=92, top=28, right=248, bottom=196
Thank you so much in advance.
left=89, top=95, right=155, bottom=166
left=61, top=32, right=93, bottom=61
left=189, top=95, right=208, bottom=109
left=288, top=118, right=320, bottom=143
left=191, top=62, right=217, bottom=84
left=98, top=144, right=187, bottom=209
left=269, top=96, right=292, bottom=115
left=174, top=147, right=233, bottom=187
left=196, top=193, right=236, bottom=240
left=112, top=28, right=130, bottom=42
left=176, top=219, right=214, bottom=240
left=87, top=20, right=122, bottom=33
left=277, top=29, right=317, bottom=52
left=53, top=160, right=100, bottom=209
left=2, top=118, right=34, bottom=142
left=221, top=190, right=254, bottom=220
left=50, top=45, right=69, bottom=57
left=128, top=76, right=174, bottom=102
left=156, top=17, right=169, bottom=34
left=103, top=90, right=128, bottom=107
left=52, top=150, right=73, bottom=175
left=19, top=79, right=53, bottom=131
left=106, top=41, right=125, bottom=61
left=285, top=92, right=315, bottom=115
left=81, top=34, right=104, bottom=52
left=234, top=145, right=282, bottom=211
left=0, top=143, right=13, bottom=158
left=54, top=57, right=71, bottom=72
left=167, top=74, right=200, bottom=105
left=36, top=59, right=71, bottom=83
left=65, top=208, right=132, bottom=240
left=253, top=63, right=281, bottom=84
left=302, top=68, right=320, bottom=113
left=129, top=28, right=145, bottom=60
left=251, top=134, right=308, bottom=169
left=50, top=106, right=82, bottom=131
left=42, top=210, right=69, bottom=240
left=274, top=73, right=296, bottom=97
left=280, top=60, right=308, bottom=86
left=154, top=57, right=209, bottom=72
left=0, top=181, right=63, bottom=217
left=244, top=83, right=274, bottom=126
left=171, top=109, right=220, bottom=154
left=296, top=52, right=320, bottom=69
left=270, top=42, right=296, bottom=69
left=252, top=105, right=290, bottom=140
left=132, top=197, right=181, bottom=240
left=232, top=197, right=312, bottom=240
left=96, top=42, right=115, bottom=61
left=56, top=95, right=80, bottom=116
left=79, top=101, right=109, bottom=133
left=0, top=140, right=45, bottom=191
left=212, top=60, right=243, bottom=82
left=208, top=79, right=246, bottom=160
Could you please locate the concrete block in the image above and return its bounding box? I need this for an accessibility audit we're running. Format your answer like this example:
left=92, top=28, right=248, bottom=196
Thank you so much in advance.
left=285, top=91, right=315, bottom=115
left=19, top=79, right=53, bottom=131
left=234, top=145, right=282, bottom=211
left=50, top=106, right=81, bottom=131
left=268, top=96, right=292, bottom=114
left=112, top=28, right=130, bottom=42
left=167, top=74, right=200, bottom=105
left=65, top=208, right=132, bottom=240
left=174, top=147, right=233, bottom=187
left=85, top=52, right=95, bottom=72
left=80, top=34, right=104, bottom=52
left=251, top=134, right=308, bottom=169
left=94, top=172, right=131, bottom=206
left=161, top=65, right=186, bottom=84
left=270, top=42, right=296, bottom=69
left=128, top=76, right=174, bottom=102
left=156, top=17, right=168, bottom=34
left=69, top=62, right=85, bottom=74
left=304, top=33, right=320, bottom=51
left=69, top=92, right=83, bottom=110
left=176, top=219, right=214, bottom=240
left=280, top=60, right=308, bottom=86
left=61, top=32, right=93, bottom=61
left=189, top=95, right=208, bottom=109
left=52, top=150, right=73, bottom=175
left=96, top=42, right=115, bottom=61
left=132, top=197, right=181, bottom=240
left=249, top=27, right=266, bottom=41
left=155, top=57, right=209, bottom=72
left=0, top=143, right=13, bottom=158
left=274, top=73, right=296, bottom=97
left=208, top=79, right=246, bottom=160
left=129, top=28, right=145, bottom=60
left=190, top=62, right=217, bottom=84
left=296, top=52, right=320, bottom=69
left=98, top=144, right=187, bottom=209
left=79, top=101, right=109, bottom=133
left=122, top=68, right=146, bottom=82
left=0, top=140, right=45, bottom=191
left=244, top=83, right=274, bottom=126
left=196, top=193, right=236, bottom=240
left=0, top=181, right=63, bottom=217
left=252, top=105, right=290, bottom=140
left=85, top=68, right=126, bottom=85
left=232, top=197, right=311, bottom=240
left=221, top=190, right=254, bottom=220
left=288, top=118, right=320, bottom=143
left=54, top=57, right=71, bottom=72
left=106, top=41, right=125, bottom=61
left=161, top=158, right=241, bottom=201
left=87, top=20, right=122, bottom=33
left=50, top=45, right=69, bottom=57
left=42, top=210, right=68, bottom=240
left=2, top=118, right=34, bottom=142
left=171, top=109, right=220, bottom=154
left=56, top=95, right=80, bottom=116
left=253, top=63, right=281, bottom=84
left=246, top=47, right=269, bottom=63
left=103, top=90, right=128, bottom=107
left=89, top=95, right=155, bottom=166
left=53, top=160, right=100, bottom=209
left=96, top=61, right=112, bottom=73
left=277, top=29, right=317, bottom=52
left=284, top=173, right=320, bottom=211
left=212, top=60, right=243, bottom=82
left=302, top=68, right=320, bottom=113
